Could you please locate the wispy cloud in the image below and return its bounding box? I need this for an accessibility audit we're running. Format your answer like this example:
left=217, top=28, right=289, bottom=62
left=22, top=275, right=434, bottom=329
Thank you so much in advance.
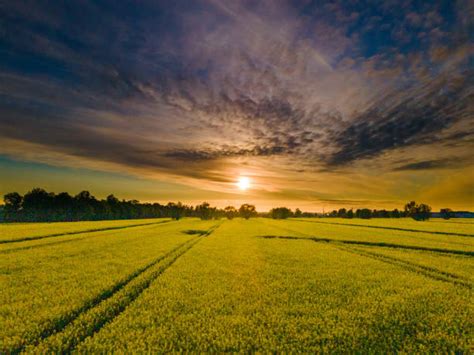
left=393, top=158, right=470, bottom=171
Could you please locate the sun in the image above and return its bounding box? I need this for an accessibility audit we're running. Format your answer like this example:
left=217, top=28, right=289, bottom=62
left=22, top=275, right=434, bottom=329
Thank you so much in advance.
left=237, top=176, right=251, bottom=190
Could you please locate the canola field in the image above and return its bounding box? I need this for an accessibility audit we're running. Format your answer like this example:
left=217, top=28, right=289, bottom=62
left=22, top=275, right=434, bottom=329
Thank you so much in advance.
left=1, top=217, right=473, bottom=352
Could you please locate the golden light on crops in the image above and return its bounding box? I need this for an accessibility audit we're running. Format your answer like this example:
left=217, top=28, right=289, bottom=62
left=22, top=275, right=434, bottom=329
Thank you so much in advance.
left=237, top=176, right=251, bottom=191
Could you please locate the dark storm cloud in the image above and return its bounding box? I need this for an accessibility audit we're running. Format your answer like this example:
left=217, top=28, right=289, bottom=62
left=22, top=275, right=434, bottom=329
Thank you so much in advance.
left=0, top=0, right=472, bottom=182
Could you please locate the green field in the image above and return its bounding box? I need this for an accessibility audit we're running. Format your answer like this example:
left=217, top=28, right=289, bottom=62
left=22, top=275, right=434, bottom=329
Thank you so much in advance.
left=1, top=218, right=473, bottom=352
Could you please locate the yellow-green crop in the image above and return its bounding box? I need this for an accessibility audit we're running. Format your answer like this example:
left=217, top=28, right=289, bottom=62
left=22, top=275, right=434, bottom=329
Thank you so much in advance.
left=0, top=218, right=170, bottom=243
left=0, top=218, right=214, bottom=352
left=1, top=218, right=472, bottom=352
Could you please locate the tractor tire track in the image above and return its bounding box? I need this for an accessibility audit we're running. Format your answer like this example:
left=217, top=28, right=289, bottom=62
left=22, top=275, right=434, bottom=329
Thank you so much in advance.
left=259, top=234, right=471, bottom=289
left=1, top=221, right=175, bottom=254
left=259, top=235, right=474, bottom=257
left=292, top=219, right=474, bottom=237
left=260, top=220, right=474, bottom=256
left=21, top=223, right=220, bottom=354
left=333, top=244, right=472, bottom=289
left=269, top=219, right=473, bottom=248
left=0, top=220, right=173, bottom=245
left=258, top=221, right=472, bottom=289
left=10, top=234, right=194, bottom=354
left=0, top=234, right=92, bottom=254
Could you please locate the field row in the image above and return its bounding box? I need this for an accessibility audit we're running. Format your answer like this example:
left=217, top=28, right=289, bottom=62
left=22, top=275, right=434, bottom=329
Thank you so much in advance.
left=0, top=218, right=171, bottom=243
left=263, top=219, right=474, bottom=255
left=1, top=217, right=472, bottom=244
left=78, top=220, right=474, bottom=352
left=0, top=219, right=216, bottom=351
left=293, top=217, right=474, bottom=235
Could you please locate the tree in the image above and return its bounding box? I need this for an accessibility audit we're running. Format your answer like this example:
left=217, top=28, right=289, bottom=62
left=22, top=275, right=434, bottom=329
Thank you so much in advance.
left=404, top=201, right=432, bottom=221
left=195, top=202, right=213, bottom=220
left=239, top=204, right=257, bottom=219
left=168, top=202, right=185, bottom=220
left=346, top=209, right=354, bottom=219
left=269, top=207, right=292, bottom=219
left=294, top=208, right=302, bottom=218
left=337, top=208, right=347, bottom=218
left=224, top=206, right=237, bottom=220
left=106, top=194, right=120, bottom=204
left=105, top=194, right=120, bottom=219
left=390, top=209, right=401, bottom=218
left=54, top=192, right=74, bottom=221
left=440, top=208, right=453, bottom=220
left=404, top=201, right=416, bottom=215
left=22, top=188, right=54, bottom=221
left=3, top=192, right=23, bottom=221
left=415, top=204, right=432, bottom=221
left=1, top=188, right=262, bottom=223
left=74, top=191, right=96, bottom=220
left=356, top=208, right=372, bottom=219
left=375, top=209, right=389, bottom=218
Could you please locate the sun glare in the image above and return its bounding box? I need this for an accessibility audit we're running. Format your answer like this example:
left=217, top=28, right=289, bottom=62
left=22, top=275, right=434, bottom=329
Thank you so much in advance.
left=237, top=176, right=251, bottom=190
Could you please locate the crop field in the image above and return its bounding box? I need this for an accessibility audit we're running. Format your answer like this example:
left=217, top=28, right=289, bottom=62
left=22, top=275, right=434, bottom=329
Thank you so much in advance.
left=1, top=218, right=473, bottom=352
left=0, top=218, right=171, bottom=243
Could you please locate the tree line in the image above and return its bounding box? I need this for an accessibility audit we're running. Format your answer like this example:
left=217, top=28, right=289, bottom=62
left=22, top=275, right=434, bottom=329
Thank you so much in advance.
left=268, top=201, right=437, bottom=221
left=1, top=188, right=257, bottom=222
left=1, top=188, right=447, bottom=223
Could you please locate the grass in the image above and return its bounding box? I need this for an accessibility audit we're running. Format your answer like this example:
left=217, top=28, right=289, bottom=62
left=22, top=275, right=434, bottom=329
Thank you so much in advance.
left=1, top=218, right=472, bottom=352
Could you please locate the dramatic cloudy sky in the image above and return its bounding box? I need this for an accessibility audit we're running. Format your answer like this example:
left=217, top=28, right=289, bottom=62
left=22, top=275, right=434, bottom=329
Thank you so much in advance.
left=0, top=0, right=473, bottom=211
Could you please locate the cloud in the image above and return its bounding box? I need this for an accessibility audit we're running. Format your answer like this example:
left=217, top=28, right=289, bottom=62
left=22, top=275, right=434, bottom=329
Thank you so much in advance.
left=392, top=159, right=468, bottom=171
left=327, top=68, right=473, bottom=166
left=0, top=0, right=473, bottom=205
left=164, top=144, right=287, bottom=161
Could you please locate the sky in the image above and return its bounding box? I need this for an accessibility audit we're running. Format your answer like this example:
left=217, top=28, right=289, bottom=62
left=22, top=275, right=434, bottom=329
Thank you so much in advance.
left=0, top=0, right=473, bottom=211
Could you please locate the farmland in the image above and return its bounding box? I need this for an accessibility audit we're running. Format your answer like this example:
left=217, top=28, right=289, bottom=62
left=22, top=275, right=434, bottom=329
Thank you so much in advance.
left=1, top=218, right=473, bottom=352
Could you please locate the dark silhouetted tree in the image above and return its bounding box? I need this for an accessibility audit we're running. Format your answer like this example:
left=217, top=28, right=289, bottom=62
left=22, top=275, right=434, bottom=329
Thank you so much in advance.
left=404, top=201, right=432, bottom=221
left=269, top=207, right=292, bottom=219
left=404, top=201, right=416, bottom=214
left=356, top=208, right=372, bottom=219
left=2, top=188, right=201, bottom=222
left=168, top=202, right=185, bottom=220
left=239, top=204, right=257, bottom=219
left=390, top=209, right=401, bottom=218
left=440, top=208, right=453, bottom=219
left=196, top=202, right=213, bottom=220
left=337, top=208, right=347, bottom=218
left=4, top=192, right=23, bottom=221
left=294, top=208, right=302, bottom=218
left=54, top=192, right=74, bottom=221
left=22, top=188, right=55, bottom=221
left=74, top=191, right=96, bottom=220
left=224, top=206, right=237, bottom=220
